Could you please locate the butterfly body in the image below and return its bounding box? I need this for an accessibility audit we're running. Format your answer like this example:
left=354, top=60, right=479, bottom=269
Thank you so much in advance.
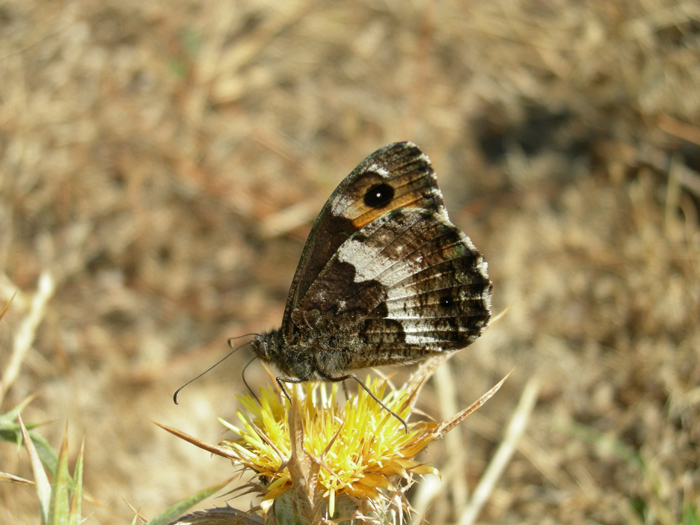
left=251, top=142, right=492, bottom=383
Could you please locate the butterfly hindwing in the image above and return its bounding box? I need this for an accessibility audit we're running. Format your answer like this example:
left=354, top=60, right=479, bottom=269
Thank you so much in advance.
left=294, top=207, right=491, bottom=369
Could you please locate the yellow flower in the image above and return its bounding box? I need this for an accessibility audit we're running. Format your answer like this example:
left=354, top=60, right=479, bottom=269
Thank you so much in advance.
left=219, top=359, right=505, bottom=522
left=220, top=378, right=438, bottom=517
left=158, top=358, right=506, bottom=523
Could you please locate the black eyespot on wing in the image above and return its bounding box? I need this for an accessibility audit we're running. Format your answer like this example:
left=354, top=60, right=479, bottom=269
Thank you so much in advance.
left=440, top=295, right=454, bottom=308
left=364, top=182, right=395, bottom=208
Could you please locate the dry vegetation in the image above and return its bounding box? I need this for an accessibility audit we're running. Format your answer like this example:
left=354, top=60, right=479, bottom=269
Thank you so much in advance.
left=1, top=1, right=699, bottom=523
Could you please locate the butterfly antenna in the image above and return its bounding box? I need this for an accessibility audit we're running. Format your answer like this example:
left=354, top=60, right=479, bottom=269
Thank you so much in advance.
left=279, top=374, right=409, bottom=433
left=345, top=374, right=409, bottom=433
left=173, top=338, right=255, bottom=404
left=241, top=356, right=261, bottom=404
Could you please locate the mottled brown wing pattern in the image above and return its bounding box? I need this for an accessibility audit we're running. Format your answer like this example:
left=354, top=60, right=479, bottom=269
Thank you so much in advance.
left=250, top=142, right=491, bottom=382
left=294, top=207, right=491, bottom=370
left=345, top=232, right=491, bottom=368
left=280, top=142, right=443, bottom=337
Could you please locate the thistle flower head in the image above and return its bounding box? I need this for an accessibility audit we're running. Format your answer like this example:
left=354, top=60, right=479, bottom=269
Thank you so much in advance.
left=220, top=378, right=438, bottom=519
left=160, top=358, right=506, bottom=523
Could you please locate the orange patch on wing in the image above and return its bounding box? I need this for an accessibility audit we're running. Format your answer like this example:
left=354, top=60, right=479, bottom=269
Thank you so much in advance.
left=350, top=192, right=424, bottom=229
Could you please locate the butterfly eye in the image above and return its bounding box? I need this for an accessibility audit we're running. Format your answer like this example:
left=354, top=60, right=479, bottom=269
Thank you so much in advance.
left=364, top=183, right=395, bottom=208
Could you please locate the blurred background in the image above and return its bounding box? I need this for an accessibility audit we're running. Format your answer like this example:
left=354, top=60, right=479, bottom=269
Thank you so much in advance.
left=1, top=1, right=699, bottom=523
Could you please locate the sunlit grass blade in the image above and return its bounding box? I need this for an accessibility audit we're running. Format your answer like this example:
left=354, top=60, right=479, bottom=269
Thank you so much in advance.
left=0, top=398, right=60, bottom=476
left=0, top=471, right=34, bottom=484
left=0, top=292, right=14, bottom=320
left=144, top=478, right=233, bottom=525
left=167, top=508, right=265, bottom=525
left=0, top=393, right=37, bottom=425
left=19, top=414, right=51, bottom=524
left=48, top=425, right=71, bottom=524
left=69, top=435, right=85, bottom=525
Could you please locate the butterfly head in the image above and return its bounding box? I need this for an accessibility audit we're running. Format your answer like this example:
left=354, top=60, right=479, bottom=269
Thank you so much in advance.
left=250, top=330, right=280, bottom=364
left=250, top=329, right=310, bottom=380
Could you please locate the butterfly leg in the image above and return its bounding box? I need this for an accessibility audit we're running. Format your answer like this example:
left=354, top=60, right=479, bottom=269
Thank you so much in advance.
left=322, top=373, right=409, bottom=433
left=277, top=375, right=408, bottom=432
left=276, top=376, right=301, bottom=403
left=340, top=379, right=352, bottom=404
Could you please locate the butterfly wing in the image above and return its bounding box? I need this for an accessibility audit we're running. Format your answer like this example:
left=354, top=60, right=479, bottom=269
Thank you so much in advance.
left=340, top=211, right=492, bottom=368
left=280, top=142, right=447, bottom=336
left=281, top=142, right=491, bottom=363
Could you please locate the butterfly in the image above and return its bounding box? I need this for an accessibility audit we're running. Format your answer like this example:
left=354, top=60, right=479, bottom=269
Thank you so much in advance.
left=250, top=142, right=492, bottom=426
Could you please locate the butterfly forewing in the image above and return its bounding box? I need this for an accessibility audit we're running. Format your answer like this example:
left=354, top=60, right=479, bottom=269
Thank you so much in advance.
left=280, top=143, right=442, bottom=333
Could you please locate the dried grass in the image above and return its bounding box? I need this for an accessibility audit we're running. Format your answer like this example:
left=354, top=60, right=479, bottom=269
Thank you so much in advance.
left=1, top=0, right=698, bottom=523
